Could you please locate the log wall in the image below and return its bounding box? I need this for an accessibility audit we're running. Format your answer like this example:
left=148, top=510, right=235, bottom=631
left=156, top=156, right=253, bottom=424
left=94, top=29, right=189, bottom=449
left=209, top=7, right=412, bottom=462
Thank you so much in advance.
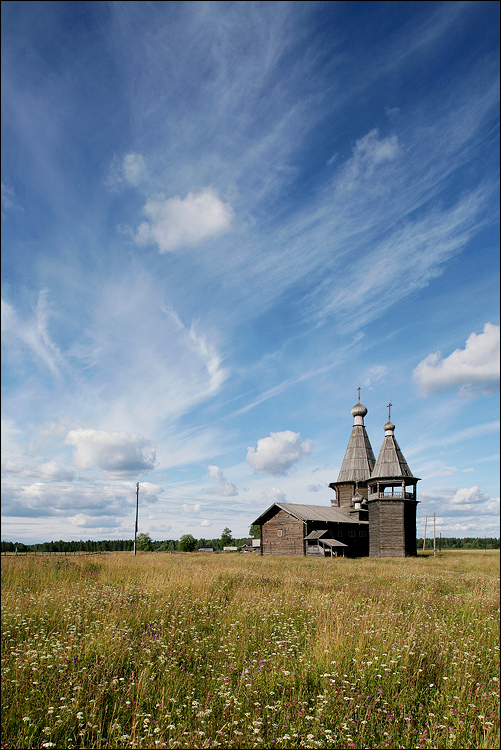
left=261, top=510, right=305, bottom=556
left=369, top=500, right=405, bottom=557
left=331, top=482, right=369, bottom=508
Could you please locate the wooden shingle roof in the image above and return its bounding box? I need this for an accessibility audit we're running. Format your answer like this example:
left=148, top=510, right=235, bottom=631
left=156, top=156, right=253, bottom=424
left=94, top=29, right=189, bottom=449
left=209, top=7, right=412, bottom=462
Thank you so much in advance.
left=337, top=424, right=376, bottom=482
left=372, top=417, right=415, bottom=479
left=252, top=503, right=369, bottom=526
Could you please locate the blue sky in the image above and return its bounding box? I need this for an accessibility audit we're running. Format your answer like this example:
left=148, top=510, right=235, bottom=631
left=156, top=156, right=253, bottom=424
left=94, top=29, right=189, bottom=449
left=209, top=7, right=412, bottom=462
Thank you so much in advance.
left=1, top=1, right=499, bottom=544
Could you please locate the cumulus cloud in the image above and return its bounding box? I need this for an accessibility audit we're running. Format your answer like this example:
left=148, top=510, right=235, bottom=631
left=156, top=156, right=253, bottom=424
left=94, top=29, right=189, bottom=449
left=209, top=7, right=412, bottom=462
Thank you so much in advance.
left=413, top=323, right=500, bottom=396
left=200, top=519, right=212, bottom=527
left=135, top=187, right=235, bottom=252
left=207, top=465, right=238, bottom=496
left=449, top=485, right=490, bottom=508
left=65, top=429, right=157, bottom=473
left=247, top=430, right=313, bottom=476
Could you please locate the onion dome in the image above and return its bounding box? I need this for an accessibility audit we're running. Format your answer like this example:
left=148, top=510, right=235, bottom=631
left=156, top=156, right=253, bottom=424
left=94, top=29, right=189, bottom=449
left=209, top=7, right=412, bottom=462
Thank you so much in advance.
left=351, top=401, right=368, bottom=419
left=384, top=419, right=395, bottom=434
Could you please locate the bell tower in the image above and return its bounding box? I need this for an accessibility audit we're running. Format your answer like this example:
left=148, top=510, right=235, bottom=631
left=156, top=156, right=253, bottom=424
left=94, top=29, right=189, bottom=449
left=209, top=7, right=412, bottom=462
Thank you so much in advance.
left=367, top=404, right=420, bottom=557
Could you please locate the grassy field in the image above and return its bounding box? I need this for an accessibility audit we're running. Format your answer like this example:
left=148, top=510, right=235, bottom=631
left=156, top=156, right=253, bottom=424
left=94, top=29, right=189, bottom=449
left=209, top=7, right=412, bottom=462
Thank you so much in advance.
left=1, top=551, right=499, bottom=750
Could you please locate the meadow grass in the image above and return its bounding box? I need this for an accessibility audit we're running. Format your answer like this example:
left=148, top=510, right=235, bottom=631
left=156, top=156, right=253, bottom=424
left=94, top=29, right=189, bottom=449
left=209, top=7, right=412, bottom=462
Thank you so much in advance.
left=1, top=550, right=499, bottom=749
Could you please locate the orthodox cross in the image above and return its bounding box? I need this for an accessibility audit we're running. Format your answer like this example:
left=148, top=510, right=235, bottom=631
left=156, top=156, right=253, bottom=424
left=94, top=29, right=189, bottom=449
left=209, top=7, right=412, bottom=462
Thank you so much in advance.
left=387, top=402, right=392, bottom=420
left=357, top=386, right=361, bottom=402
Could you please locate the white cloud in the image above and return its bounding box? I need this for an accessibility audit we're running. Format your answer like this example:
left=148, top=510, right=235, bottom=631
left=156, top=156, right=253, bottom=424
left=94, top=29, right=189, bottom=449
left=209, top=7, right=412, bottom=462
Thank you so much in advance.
left=385, top=107, right=401, bottom=121
left=106, top=152, right=147, bottom=189
left=1, top=291, right=64, bottom=377
left=135, top=187, right=235, bottom=252
left=39, top=461, right=75, bottom=483
left=419, top=486, right=499, bottom=521
left=1, top=181, right=19, bottom=218
left=362, top=365, right=388, bottom=389
left=207, top=465, right=238, bottom=497
left=247, top=431, right=313, bottom=476
left=182, top=503, right=202, bottom=513
left=65, top=429, right=157, bottom=473
left=413, top=323, right=500, bottom=396
left=122, top=153, right=146, bottom=186
left=336, top=129, right=400, bottom=194
left=262, top=487, right=287, bottom=505
left=307, top=482, right=324, bottom=492
left=200, top=519, right=212, bottom=527
left=449, top=485, right=490, bottom=508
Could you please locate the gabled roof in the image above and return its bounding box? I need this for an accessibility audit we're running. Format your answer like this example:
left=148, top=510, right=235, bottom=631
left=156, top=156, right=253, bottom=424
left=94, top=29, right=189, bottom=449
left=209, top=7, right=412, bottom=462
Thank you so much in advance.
left=252, top=503, right=369, bottom=526
left=336, top=425, right=376, bottom=483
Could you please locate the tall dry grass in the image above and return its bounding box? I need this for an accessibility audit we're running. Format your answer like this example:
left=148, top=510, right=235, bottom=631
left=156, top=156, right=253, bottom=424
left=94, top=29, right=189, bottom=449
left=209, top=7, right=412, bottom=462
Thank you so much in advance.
left=1, top=550, right=499, bottom=749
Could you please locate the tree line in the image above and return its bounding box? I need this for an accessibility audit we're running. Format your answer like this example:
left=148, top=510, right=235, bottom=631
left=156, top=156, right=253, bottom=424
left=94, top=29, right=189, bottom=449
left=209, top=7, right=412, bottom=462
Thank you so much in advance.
left=416, top=537, right=500, bottom=550
left=2, top=532, right=499, bottom=554
left=1, top=526, right=262, bottom=554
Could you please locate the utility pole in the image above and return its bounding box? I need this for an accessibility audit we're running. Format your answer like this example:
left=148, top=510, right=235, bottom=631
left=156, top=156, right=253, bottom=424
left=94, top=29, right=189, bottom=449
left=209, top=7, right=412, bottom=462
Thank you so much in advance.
left=134, top=482, right=139, bottom=556
left=433, top=513, right=436, bottom=557
left=423, top=515, right=427, bottom=552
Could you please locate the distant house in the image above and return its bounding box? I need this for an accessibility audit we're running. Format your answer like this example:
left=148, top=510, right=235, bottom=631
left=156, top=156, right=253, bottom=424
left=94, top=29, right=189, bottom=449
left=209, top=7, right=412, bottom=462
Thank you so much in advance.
left=241, top=538, right=261, bottom=552
left=223, top=546, right=239, bottom=552
left=251, top=394, right=419, bottom=558
left=198, top=547, right=214, bottom=553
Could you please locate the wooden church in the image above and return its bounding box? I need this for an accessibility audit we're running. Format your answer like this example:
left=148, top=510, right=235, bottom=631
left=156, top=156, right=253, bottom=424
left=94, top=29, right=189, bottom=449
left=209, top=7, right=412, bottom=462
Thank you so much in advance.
left=252, top=392, right=419, bottom=558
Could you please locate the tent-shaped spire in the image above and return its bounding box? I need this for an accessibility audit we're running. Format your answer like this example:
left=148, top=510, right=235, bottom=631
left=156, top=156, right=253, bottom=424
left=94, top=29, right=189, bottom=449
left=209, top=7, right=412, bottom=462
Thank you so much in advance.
left=371, top=403, right=414, bottom=478
left=337, top=389, right=376, bottom=483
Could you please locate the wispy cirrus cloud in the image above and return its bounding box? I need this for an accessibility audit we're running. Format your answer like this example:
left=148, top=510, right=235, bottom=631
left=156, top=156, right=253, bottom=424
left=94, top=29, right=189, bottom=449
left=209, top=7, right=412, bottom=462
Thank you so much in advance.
left=1, top=291, right=65, bottom=378
left=106, top=152, right=147, bottom=190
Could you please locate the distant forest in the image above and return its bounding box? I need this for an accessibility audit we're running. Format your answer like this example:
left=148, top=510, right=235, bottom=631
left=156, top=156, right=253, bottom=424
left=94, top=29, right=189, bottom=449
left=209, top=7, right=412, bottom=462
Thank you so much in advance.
left=1, top=536, right=499, bottom=553
left=0, top=536, right=253, bottom=554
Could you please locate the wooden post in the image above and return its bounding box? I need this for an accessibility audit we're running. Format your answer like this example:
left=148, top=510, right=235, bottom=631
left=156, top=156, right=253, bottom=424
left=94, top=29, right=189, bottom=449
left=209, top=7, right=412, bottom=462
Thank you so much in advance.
left=134, top=482, right=139, bottom=556
left=433, top=513, right=436, bottom=557
left=423, top=516, right=427, bottom=552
